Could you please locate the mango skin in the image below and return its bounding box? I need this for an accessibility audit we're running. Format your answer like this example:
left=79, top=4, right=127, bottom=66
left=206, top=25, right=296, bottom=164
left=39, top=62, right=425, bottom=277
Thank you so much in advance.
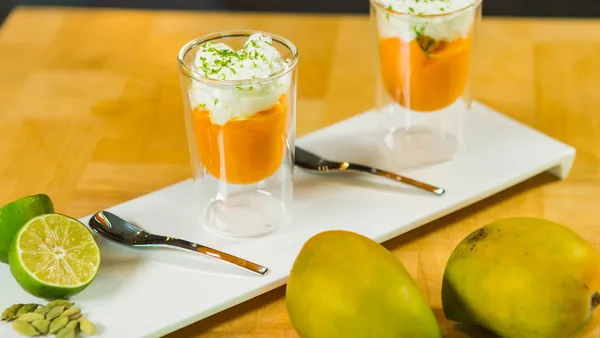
left=442, top=217, right=600, bottom=338
left=286, top=230, right=442, bottom=338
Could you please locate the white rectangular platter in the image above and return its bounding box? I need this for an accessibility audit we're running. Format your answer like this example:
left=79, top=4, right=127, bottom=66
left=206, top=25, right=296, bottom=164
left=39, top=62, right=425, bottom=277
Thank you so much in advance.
left=0, top=101, right=575, bottom=338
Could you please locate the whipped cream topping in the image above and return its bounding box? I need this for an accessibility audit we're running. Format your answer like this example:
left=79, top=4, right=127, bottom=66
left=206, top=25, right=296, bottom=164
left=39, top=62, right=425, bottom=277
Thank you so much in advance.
left=188, top=33, right=291, bottom=125
left=374, top=0, right=479, bottom=42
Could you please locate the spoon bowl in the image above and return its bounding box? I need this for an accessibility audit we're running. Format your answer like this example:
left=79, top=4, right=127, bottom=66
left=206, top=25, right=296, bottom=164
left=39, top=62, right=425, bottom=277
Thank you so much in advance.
left=89, top=211, right=164, bottom=245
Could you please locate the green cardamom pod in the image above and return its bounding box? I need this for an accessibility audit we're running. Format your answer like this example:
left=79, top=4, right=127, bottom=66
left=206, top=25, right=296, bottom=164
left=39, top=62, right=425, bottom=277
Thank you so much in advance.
left=49, top=316, right=69, bottom=334
left=2, top=304, right=23, bottom=321
left=31, top=319, right=50, bottom=334
left=47, top=300, right=73, bottom=309
left=56, top=327, right=75, bottom=338
left=16, top=304, right=39, bottom=317
left=45, top=305, right=65, bottom=321
left=67, top=312, right=82, bottom=321
left=79, top=317, right=97, bottom=336
left=17, top=312, right=45, bottom=323
left=12, top=320, right=39, bottom=337
left=33, top=305, right=50, bottom=316
left=60, top=307, right=81, bottom=320
left=66, top=319, right=79, bottom=331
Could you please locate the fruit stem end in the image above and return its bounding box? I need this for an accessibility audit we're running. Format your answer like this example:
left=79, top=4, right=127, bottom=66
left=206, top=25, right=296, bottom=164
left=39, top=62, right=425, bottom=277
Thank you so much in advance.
left=591, top=292, right=600, bottom=309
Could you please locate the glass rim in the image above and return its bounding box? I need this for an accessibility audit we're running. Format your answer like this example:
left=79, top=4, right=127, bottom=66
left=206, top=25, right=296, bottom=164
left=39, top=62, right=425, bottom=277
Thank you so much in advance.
left=370, top=0, right=483, bottom=18
left=177, top=29, right=299, bottom=87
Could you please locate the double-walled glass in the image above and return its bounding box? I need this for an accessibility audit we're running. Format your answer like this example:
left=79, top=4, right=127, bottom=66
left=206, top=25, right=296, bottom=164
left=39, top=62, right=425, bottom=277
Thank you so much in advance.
left=371, top=1, right=482, bottom=167
left=178, top=31, right=298, bottom=237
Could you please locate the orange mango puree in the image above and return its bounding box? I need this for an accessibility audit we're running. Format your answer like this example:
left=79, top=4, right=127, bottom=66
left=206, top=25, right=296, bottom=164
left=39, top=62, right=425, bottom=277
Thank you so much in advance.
left=379, top=34, right=472, bottom=112
left=191, top=95, right=287, bottom=185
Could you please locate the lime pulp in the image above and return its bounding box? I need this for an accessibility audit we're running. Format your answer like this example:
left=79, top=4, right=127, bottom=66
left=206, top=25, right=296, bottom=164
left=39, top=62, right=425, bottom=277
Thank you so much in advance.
left=8, top=213, right=101, bottom=299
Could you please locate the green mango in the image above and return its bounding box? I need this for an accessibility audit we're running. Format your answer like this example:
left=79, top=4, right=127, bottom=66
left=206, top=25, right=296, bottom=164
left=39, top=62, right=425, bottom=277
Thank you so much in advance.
left=286, top=230, right=442, bottom=338
left=442, top=217, right=600, bottom=338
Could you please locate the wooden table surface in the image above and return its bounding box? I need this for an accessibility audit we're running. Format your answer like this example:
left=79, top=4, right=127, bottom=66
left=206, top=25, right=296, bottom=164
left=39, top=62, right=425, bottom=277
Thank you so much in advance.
left=1, top=5, right=600, bottom=338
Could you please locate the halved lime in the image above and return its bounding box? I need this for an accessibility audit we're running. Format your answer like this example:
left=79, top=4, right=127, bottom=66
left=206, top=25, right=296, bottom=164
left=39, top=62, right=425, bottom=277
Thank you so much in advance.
left=8, top=214, right=101, bottom=299
left=0, top=194, right=54, bottom=263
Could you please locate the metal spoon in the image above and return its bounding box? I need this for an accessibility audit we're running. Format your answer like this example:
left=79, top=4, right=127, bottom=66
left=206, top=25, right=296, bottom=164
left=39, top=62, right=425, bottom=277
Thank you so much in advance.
left=88, top=211, right=269, bottom=276
left=294, top=146, right=446, bottom=196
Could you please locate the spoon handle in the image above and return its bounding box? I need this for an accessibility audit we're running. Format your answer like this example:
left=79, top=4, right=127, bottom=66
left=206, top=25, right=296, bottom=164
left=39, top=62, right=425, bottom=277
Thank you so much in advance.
left=346, top=163, right=446, bottom=196
left=164, top=238, right=269, bottom=276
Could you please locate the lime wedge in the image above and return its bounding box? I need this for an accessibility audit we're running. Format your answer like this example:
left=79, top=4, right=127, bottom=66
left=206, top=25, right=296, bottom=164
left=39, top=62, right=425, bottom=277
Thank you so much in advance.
left=8, top=214, right=101, bottom=299
left=0, top=194, right=54, bottom=263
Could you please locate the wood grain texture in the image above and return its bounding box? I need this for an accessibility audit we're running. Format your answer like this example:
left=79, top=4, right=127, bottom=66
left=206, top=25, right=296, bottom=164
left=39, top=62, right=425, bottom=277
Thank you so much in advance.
left=1, top=6, right=600, bottom=337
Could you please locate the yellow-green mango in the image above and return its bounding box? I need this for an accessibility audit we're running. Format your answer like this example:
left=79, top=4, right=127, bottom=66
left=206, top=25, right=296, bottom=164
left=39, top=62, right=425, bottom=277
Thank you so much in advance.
left=286, top=230, right=442, bottom=338
left=442, top=217, right=600, bottom=338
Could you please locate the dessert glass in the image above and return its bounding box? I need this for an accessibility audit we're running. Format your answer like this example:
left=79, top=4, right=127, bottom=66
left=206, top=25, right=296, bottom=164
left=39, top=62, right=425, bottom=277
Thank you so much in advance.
left=371, top=0, right=482, bottom=167
left=177, top=31, right=298, bottom=237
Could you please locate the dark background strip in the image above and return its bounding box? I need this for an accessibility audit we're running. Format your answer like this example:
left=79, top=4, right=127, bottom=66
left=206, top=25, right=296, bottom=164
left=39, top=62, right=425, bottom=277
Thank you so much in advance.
left=2, top=0, right=600, bottom=26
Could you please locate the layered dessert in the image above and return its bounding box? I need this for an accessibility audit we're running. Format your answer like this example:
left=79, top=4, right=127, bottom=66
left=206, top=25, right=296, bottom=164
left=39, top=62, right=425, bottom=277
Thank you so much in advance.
left=188, top=33, right=292, bottom=185
left=374, top=0, right=479, bottom=112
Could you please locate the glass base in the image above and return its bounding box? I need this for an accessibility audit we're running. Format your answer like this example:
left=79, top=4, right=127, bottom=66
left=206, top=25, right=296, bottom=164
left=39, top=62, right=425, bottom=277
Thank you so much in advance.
left=380, top=126, right=461, bottom=168
left=202, top=190, right=288, bottom=237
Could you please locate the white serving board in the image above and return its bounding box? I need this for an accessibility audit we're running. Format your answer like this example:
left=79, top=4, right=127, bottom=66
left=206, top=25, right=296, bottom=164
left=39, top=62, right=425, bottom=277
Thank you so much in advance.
left=0, top=101, right=575, bottom=338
